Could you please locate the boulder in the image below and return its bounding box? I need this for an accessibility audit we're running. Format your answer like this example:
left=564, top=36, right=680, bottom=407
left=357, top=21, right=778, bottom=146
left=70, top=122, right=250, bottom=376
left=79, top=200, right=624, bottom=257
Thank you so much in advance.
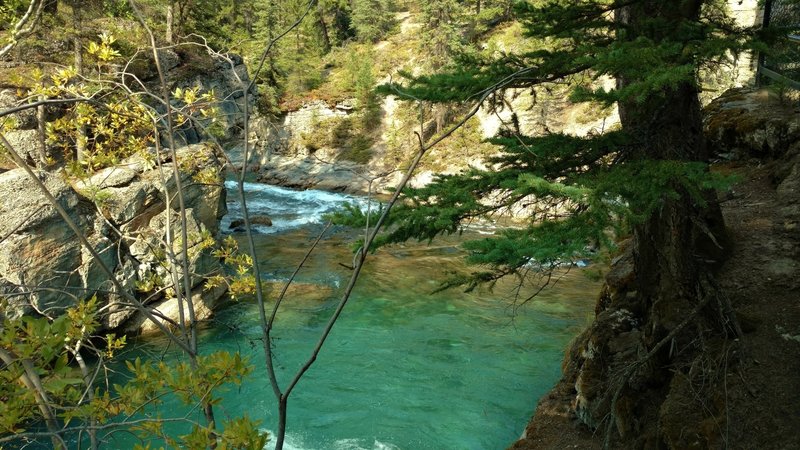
left=704, top=88, right=800, bottom=159
left=0, top=144, right=228, bottom=332
left=141, top=144, right=227, bottom=235
left=257, top=154, right=370, bottom=194
left=103, top=257, right=139, bottom=329
left=74, top=166, right=161, bottom=225
left=151, top=51, right=257, bottom=143
left=0, top=89, right=67, bottom=132
left=127, top=207, right=217, bottom=290
left=0, top=89, right=37, bottom=130
left=3, top=129, right=45, bottom=165
left=0, top=169, right=93, bottom=316
left=229, top=215, right=272, bottom=230
left=126, top=282, right=228, bottom=335
left=79, top=166, right=139, bottom=189
left=127, top=49, right=182, bottom=81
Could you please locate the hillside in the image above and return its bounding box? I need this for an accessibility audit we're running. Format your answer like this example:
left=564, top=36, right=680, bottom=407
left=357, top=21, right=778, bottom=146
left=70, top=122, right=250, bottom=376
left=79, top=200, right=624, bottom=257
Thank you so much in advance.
left=252, top=8, right=625, bottom=194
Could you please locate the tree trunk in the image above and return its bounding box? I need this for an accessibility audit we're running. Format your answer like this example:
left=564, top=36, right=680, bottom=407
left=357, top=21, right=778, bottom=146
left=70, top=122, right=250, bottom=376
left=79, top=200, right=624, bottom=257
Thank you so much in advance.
left=71, top=0, right=82, bottom=74
left=166, top=3, right=175, bottom=44
left=565, top=1, right=737, bottom=446
left=317, top=6, right=332, bottom=53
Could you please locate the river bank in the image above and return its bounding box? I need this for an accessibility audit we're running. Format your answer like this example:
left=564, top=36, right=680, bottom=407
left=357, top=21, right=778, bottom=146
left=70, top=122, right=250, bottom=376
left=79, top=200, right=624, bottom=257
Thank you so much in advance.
left=510, top=89, right=800, bottom=449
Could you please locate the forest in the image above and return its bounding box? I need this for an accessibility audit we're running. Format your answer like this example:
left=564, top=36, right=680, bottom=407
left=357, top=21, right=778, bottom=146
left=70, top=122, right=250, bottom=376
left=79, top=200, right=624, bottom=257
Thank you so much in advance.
left=1, top=0, right=800, bottom=449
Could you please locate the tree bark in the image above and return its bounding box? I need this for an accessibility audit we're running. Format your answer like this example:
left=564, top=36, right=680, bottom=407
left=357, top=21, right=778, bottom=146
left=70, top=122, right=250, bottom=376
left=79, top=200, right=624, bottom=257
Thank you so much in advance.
left=317, top=6, right=332, bottom=53
left=71, top=0, right=82, bottom=74
left=166, top=3, right=175, bottom=44
left=566, top=1, right=735, bottom=446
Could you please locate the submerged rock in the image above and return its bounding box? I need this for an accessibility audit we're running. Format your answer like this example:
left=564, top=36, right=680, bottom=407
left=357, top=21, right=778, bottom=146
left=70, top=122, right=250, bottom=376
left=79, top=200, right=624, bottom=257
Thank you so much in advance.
left=229, top=215, right=273, bottom=231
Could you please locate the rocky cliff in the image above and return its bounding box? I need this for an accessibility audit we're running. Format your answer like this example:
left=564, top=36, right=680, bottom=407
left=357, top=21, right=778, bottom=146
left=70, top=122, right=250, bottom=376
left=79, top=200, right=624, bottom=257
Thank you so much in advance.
left=0, top=144, right=228, bottom=334
left=0, top=46, right=261, bottom=334
left=251, top=86, right=620, bottom=196
left=131, top=49, right=259, bottom=144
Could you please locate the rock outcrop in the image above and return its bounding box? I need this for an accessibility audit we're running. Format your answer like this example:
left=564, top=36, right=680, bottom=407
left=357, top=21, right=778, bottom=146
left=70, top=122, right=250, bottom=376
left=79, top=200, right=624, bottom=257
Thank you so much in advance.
left=704, top=88, right=800, bottom=160
left=0, top=169, right=89, bottom=316
left=705, top=87, right=800, bottom=231
left=252, top=100, right=378, bottom=193
left=130, top=49, right=258, bottom=144
left=252, top=85, right=621, bottom=195
left=0, top=144, right=228, bottom=334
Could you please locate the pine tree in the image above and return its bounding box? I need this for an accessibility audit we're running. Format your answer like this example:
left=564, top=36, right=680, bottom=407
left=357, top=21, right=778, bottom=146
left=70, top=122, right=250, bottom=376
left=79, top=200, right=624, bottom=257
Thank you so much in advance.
left=420, top=0, right=465, bottom=70
left=350, top=0, right=395, bottom=42
left=375, top=0, right=765, bottom=445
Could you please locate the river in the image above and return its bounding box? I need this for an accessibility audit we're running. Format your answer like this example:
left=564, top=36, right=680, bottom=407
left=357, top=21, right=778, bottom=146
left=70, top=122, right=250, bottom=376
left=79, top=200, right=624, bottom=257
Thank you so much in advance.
left=108, top=178, right=600, bottom=449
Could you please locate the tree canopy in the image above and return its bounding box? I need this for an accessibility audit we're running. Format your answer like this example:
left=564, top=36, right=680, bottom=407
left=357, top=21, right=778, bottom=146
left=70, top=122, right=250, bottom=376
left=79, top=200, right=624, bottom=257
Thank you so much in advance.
left=372, top=0, right=761, bottom=289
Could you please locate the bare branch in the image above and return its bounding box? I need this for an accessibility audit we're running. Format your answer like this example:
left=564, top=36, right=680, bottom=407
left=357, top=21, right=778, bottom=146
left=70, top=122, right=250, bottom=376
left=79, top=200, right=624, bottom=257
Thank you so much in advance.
left=0, top=0, right=46, bottom=59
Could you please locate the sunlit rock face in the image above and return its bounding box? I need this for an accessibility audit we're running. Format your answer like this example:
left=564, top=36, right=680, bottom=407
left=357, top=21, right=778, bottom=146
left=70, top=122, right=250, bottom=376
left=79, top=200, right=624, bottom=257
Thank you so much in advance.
left=0, top=144, right=227, bottom=333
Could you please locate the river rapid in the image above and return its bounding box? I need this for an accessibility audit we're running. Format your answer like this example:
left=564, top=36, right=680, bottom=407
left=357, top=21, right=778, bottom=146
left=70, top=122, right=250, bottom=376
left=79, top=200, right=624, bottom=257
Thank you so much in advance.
left=110, top=178, right=601, bottom=450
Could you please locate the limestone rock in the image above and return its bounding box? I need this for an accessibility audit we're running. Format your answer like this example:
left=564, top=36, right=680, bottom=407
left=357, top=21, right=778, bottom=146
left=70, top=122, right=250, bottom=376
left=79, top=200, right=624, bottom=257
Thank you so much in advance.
left=0, top=144, right=228, bottom=331
left=101, top=181, right=161, bottom=225
left=0, top=169, right=90, bottom=316
left=73, top=166, right=161, bottom=225
left=0, top=89, right=37, bottom=130
left=141, top=144, right=227, bottom=235
left=3, top=129, right=44, bottom=165
left=257, top=154, right=370, bottom=193
left=103, top=257, right=139, bottom=329
left=128, top=206, right=220, bottom=293
left=81, top=166, right=139, bottom=189
left=128, top=49, right=182, bottom=81
left=159, top=52, right=257, bottom=143
left=126, top=282, right=228, bottom=335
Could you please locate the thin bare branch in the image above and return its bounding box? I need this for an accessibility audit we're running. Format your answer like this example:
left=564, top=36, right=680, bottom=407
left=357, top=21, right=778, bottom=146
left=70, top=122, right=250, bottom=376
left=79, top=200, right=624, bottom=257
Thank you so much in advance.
left=0, top=0, right=46, bottom=59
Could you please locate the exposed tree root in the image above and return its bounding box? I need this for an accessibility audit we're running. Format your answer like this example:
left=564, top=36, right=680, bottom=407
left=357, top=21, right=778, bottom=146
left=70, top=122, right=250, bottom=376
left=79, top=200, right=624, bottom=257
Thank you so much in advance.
left=601, top=272, right=742, bottom=449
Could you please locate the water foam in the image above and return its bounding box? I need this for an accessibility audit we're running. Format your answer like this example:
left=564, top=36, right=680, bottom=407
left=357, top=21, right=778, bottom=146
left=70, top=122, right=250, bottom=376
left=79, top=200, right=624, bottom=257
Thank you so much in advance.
left=260, top=431, right=399, bottom=450
left=223, top=180, right=372, bottom=234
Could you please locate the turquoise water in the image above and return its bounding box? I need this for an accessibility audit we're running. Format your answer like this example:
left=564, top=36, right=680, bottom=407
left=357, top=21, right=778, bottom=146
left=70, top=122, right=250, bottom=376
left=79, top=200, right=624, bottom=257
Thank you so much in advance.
left=108, top=183, right=599, bottom=450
